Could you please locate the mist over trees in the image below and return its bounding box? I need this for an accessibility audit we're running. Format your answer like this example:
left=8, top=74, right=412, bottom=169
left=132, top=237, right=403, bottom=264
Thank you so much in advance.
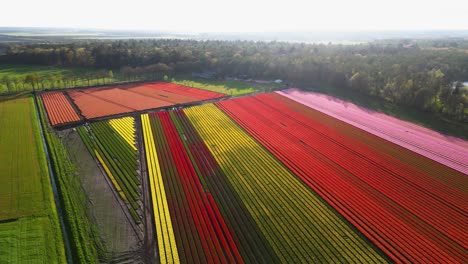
left=1, top=39, right=467, bottom=121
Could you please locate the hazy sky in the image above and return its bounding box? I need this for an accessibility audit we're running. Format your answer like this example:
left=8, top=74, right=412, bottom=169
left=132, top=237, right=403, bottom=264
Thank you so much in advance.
left=1, top=0, right=467, bottom=32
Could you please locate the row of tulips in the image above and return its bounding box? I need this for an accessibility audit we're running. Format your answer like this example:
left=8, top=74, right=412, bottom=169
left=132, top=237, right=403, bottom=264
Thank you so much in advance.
left=143, top=112, right=242, bottom=263
left=217, top=93, right=467, bottom=263
left=278, top=89, right=468, bottom=174
left=183, top=104, right=386, bottom=263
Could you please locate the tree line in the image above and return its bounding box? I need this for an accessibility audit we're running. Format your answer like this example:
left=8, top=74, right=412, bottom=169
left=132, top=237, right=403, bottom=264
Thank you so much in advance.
left=1, top=39, right=467, bottom=121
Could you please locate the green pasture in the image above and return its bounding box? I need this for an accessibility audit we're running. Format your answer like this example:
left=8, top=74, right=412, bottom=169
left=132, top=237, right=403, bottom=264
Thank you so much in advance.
left=0, top=95, right=65, bottom=263
left=171, top=75, right=283, bottom=96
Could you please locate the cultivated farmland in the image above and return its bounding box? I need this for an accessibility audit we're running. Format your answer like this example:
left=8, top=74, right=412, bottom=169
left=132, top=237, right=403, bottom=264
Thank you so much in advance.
left=279, top=89, right=468, bottom=174
left=217, top=92, right=467, bottom=263
left=0, top=96, right=66, bottom=263
left=41, top=92, right=81, bottom=125
left=2, top=82, right=465, bottom=264
left=141, top=105, right=388, bottom=263
left=78, top=117, right=141, bottom=224
left=41, top=82, right=227, bottom=126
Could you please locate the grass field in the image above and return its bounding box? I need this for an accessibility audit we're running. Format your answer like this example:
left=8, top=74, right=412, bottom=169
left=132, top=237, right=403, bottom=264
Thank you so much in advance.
left=0, top=95, right=66, bottom=263
left=171, top=75, right=283, bottom=95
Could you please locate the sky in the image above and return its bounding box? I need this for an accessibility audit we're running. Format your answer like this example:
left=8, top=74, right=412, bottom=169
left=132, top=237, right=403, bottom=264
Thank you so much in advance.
left=1, top=0, right=467, bottom=32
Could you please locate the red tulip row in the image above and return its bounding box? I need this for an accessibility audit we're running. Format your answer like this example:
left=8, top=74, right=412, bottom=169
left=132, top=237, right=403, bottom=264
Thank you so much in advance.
left=217, top=94, right=467, bottom=263
left=268, top=92, right=467, bottom=191
left=148, top=114, right=205, bottom=263
left=170, top=109, right=279, bottom=263
left=277, top=89, right=468, bottom=174
left=147, top=111, right=243, bottom=263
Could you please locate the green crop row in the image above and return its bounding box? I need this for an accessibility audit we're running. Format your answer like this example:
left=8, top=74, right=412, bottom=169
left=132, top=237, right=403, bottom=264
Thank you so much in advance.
left=78, top=120, right=140, bottom=224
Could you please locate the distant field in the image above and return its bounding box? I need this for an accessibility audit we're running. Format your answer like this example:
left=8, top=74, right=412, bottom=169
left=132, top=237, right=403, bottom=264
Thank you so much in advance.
left=171, top=76, right=283, bottom=95
left=0, top=64, right=117, bottom=93
left=0, top=96, right=65, bottom=263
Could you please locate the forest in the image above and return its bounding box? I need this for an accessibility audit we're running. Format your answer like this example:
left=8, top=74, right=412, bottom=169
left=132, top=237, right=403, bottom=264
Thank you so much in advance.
left=1, top=39, right=467, bottom=121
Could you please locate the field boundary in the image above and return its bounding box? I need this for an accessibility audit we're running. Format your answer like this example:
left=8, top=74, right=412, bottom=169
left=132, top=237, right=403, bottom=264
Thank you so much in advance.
left=33, top=94, right=73, bottom=264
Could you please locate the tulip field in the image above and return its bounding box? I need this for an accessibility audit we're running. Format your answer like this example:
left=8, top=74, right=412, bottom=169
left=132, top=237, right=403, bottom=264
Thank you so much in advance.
left=33, top=84, right=467, bottom=263
left=216, top=92, right=467, bottom=263
left=279, top=89, right=468, bottom=174
left=136, top=90, right=467, bottom=263
left=141, top=107, right=388, bottom=263
left=41, top=92, right=81, bottom=125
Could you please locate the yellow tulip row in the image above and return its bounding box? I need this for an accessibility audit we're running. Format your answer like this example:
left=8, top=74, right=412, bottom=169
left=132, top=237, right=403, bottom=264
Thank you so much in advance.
left=95, top=150, right=128, bottom=202
left=141, top=114, right=180, bottom=264
left=184, top=104, right=386, bottom=263
left=109, top=117, right=137, bottom=150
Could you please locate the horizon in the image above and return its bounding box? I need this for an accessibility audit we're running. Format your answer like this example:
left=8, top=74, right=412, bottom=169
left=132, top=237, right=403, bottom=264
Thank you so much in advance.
left=1, top=0, right=467, bottom=33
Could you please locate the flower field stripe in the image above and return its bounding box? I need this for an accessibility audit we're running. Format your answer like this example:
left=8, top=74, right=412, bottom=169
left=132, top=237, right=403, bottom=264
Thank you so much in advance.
left=277, top=89, right=468, bottom=174
left=148, top=113, right=207, bottom=263
left=169, top=110, right=251, bottom=263
left=141, top=114, right=179, bottom=264
left=109, top=117, right=137, bottom=150
left=186, top=106, right=308, bottom=262
left=253, top=93, right=468, bottom=241
left=232, top=94, right=467, bottom=234
left=217, top=95, right=467, bottom=263
left=67, top=82, right=225, bottom=119
left=268, top=92, right=467, bottom=192
left=184, top=104, right=387, bottom=263
left=90, top=123, right=140, bottom=196
left=253, top=93, right=467, bottom=213
left=205, top=193, right=243, bottom=263
left=172, top=109, right=279, bottom=263
left=189, top=105, right=383, bottom=263
left=159, top=111, right=239, bottom=263
left=69, top=90, right=134, bottom=119
left=217, top=102, right=421, bottom=262
left=221, top=98, right=462, bottom=262
left=129, top=86, right=199, bottom=104
left=158, top=112, right=221, bottom=264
